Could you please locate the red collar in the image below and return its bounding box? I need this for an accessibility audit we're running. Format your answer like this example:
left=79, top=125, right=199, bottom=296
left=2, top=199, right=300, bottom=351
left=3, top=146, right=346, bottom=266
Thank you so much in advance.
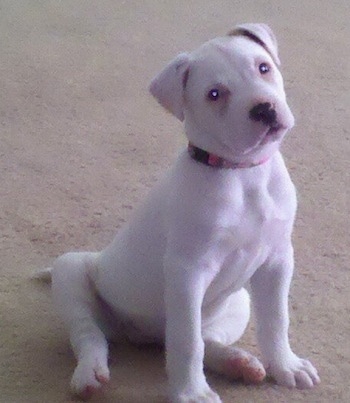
left=188, top=143, right=269, bottom=169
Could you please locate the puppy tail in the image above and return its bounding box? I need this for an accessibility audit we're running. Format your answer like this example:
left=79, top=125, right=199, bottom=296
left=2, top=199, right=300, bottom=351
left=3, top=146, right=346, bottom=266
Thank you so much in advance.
left=32, top=267, right=53, bottom=283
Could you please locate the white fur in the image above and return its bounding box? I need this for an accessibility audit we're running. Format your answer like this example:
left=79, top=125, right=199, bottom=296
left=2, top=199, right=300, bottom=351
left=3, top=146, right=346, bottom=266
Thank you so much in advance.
left=45, top=23, right=320, bottom=402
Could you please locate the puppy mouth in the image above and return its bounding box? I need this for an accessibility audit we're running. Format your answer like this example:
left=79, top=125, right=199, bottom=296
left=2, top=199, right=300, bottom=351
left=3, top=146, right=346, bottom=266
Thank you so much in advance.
left=266, top=122, right=283, bottom=136
left=243, top=122, right=286, bottom=153
left=262, top=121, right=286, bottom=141
left=242, top=123, right=285, bottom=155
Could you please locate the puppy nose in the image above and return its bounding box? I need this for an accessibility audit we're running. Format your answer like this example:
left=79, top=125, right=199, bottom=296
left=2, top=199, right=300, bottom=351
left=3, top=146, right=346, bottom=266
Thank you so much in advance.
left=249, top=102, right=277, bottom=126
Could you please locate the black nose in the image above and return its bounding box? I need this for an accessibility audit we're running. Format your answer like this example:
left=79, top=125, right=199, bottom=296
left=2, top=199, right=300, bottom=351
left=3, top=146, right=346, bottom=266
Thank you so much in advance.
left=249, top=102, right=277, bottom=126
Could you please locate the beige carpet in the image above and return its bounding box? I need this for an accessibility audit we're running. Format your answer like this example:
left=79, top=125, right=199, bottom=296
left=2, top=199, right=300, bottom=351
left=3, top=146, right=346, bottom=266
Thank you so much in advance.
left=0, top=1, right=349, bottom=402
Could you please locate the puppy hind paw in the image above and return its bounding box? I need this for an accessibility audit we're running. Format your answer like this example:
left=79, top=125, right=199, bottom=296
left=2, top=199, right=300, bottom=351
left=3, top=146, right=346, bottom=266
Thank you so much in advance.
left=223, top=350, right=266, bottom=384
left=70, top=360, right=110, bottom=399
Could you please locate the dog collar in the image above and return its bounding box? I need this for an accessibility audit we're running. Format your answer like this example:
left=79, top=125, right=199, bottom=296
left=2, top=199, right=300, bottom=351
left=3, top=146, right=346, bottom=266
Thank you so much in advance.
left=188, top=143, right=269, bottom=169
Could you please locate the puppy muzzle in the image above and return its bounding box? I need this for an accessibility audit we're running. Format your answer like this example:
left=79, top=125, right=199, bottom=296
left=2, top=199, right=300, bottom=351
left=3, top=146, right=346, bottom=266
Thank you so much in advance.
left=249, top=102, right=277, bottom=126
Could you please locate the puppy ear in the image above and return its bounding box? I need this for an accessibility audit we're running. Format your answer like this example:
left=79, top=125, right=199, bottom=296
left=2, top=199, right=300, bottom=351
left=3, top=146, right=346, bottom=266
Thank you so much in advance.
left=229, top=23, right=280, bottom=66
left=149, top=53, right=190, bottom=121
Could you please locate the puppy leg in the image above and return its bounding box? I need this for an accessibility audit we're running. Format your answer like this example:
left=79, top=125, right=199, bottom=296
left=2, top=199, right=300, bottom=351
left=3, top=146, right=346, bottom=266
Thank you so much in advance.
left=203, top=289, right=266, bottom=384
left=52, top=252, right=110, bottom=399
left=250, top=246, right=320, bottom=389
left=164, top=256, right=222, bottom=403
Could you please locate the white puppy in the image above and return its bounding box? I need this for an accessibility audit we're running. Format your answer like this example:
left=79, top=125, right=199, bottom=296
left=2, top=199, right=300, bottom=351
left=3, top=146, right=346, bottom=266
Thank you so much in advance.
left=42, top=23, right=320, bottom=403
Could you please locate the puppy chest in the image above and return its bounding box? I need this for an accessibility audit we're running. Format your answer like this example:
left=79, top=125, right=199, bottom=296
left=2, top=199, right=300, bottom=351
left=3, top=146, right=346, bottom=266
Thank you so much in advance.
left=206, top=242, right=267, bottom=302
left=217, top=189, right=287, bottom=242
left=210, top=194, right=290, bottom=269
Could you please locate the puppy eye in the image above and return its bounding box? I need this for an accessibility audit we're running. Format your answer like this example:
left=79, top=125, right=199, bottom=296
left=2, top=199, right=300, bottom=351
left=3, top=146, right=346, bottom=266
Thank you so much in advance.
left=259, top=63, right=270, bottom=74
left=207, top=89, right=220, bottom=101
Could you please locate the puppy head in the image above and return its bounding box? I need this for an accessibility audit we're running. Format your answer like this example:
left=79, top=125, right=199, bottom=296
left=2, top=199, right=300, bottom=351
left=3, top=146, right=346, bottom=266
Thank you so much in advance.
left=150, top=24, right=294, bottom=163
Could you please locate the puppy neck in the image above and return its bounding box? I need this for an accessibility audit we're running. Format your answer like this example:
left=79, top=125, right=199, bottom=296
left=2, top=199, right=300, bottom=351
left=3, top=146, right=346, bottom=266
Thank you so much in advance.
left=188, top=143, right=269, bottom=169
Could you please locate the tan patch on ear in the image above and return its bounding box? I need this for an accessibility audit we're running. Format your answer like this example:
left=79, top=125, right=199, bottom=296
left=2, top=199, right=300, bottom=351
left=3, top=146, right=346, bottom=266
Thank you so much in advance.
left=227, top=29, right=239, bottom=37
left=228, top=28, right=266, bottom=49
left=182, top=67, right=190, bottom=89
left=227, top=28, right=276, bottom=65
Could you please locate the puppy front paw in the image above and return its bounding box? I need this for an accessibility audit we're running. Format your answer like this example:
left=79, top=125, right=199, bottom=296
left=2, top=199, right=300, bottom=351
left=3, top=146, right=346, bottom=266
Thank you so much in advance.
left=267, top=353, right=320, bottom=389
